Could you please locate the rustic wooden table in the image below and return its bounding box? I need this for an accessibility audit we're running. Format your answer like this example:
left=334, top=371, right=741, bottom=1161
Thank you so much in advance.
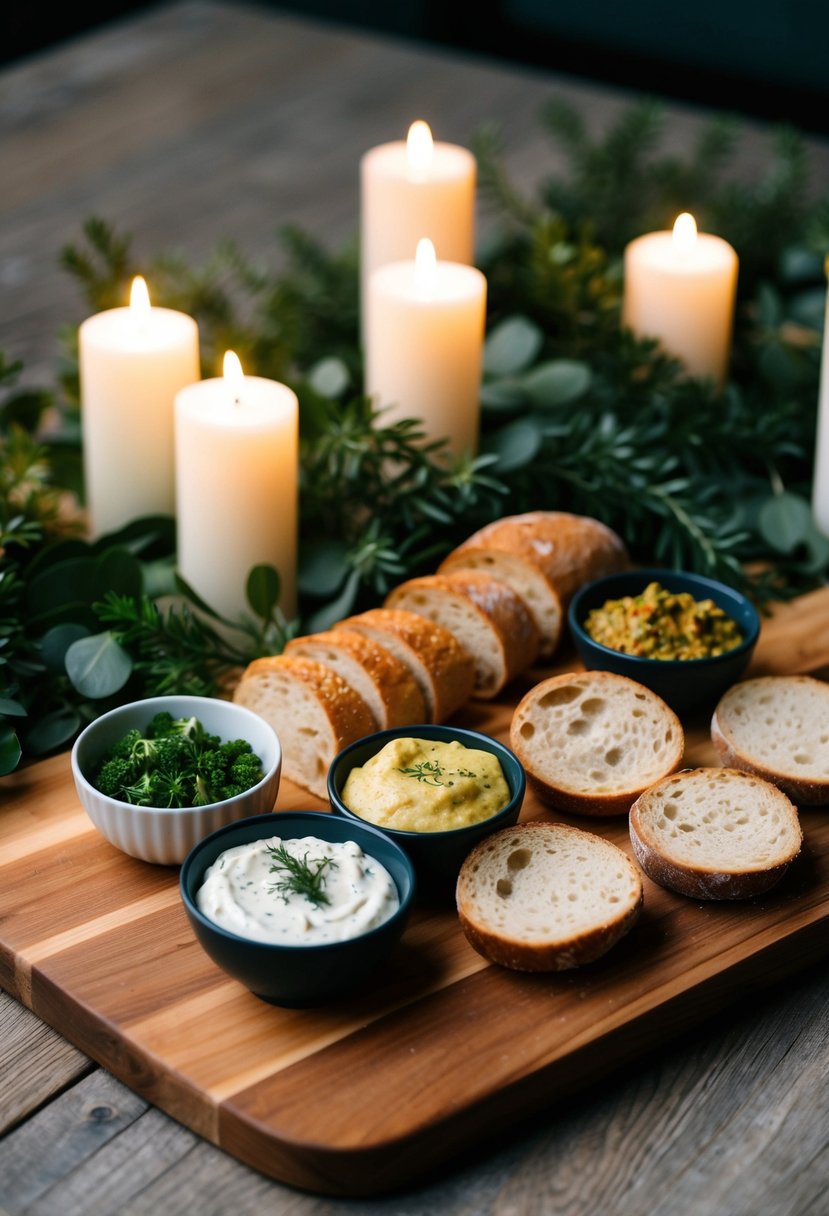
left=2, top=3, right=828, bottom=1213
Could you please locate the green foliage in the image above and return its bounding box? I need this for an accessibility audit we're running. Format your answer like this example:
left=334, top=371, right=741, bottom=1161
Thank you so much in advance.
left=2, top=97, right=828, bottom=776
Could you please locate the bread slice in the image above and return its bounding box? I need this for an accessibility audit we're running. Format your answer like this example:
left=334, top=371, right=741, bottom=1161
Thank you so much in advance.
left=629, top=767, right=803, bottom=900
left=385, top=571, right=539, bottom=700
left=336, top=607, right=475, bottom=723
left=510, top=671, right=684, bottom=816
left=456, top=821, right=643, bottom=971
left=438, top=511, right=629, bottom=658
left=232, top=654, right=376, bottom=800
left=284, top=628, right=426, bottom=728
left=711, top=675, right=829, bottom=805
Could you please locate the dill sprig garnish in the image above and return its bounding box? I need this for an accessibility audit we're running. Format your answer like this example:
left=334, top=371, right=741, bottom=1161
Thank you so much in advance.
left=266, top=842, right=336, bottom=907
left=396, top=760, right=478, bottom=787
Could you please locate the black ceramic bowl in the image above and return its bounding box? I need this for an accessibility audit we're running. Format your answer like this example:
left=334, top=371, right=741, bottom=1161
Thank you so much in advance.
left=567, top=567, right=761, bottom=716
left=327, top=724, right=526, bottom=899
left=179, top=811, right=416, bottom=1007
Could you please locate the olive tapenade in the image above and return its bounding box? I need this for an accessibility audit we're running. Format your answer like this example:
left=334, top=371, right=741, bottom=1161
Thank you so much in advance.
left=584, top=581, right=743, bottom=660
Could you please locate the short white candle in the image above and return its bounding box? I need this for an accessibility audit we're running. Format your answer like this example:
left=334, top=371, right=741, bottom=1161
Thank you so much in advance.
left=78, top=276, right=200, bottom=537
left=812, top=257, right=829, bottom=536
left=623, top=213, right=739, bottom=388
left=365, top=238, right=487, bottom=460
left=174, top=352, right=299, bottom=624
left=360, top=120, right=476, bottom=341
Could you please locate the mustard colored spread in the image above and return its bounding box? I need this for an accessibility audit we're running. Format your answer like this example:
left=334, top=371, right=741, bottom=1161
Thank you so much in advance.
left=584, top=580, right=743, bottom=660
left=341, top=737, right=510, bottom=833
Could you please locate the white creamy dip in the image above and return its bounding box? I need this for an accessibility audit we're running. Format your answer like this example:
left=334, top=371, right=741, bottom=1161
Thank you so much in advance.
left=195, top=834, right=399, bottom=945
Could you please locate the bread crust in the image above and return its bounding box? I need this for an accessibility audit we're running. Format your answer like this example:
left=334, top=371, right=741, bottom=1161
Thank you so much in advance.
left=284, top=628, right=426, bottom=728
left=710, top=675, right=829, bottom=805
left=510, top=671, right=684, bottom=816
left=385, top=571, right=539, bottom=699
left=629, top=767, right=803, bottom=900
left=336, top=607, right=475, bottom=723
left=232, top=654, right=376, bottom=799
left=456, top=822, right=643, bottom=971
left=439, top=511, right=629, bottom=657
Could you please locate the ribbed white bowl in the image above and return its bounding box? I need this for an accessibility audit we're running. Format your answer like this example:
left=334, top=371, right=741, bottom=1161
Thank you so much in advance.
left=71, top=695, right=282, bottom=865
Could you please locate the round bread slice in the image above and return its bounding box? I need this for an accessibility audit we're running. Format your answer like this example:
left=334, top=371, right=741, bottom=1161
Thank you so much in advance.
left=711, top=674, right=829, bottom=805
left=335, top=607, right=475, bottom=723
left=438, top=511, right=629, bottom=658
left=510, top=671, right=684, bottom=816
left=284, top=628, right=426, bottom=729
left=456, top=821, right=644, bottom=971
left=629, top=767, right=803, bottom=900
left=385, top=571, right=539, bottom=700
left=232, top=654, right=376, bottom=800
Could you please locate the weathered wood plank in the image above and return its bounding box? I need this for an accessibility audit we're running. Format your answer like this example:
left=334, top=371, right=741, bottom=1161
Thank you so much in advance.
left=0, top=991, right=91, bottom=1135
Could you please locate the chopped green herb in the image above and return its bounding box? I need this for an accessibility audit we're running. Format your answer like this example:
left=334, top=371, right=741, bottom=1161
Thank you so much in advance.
left=266, top=843, right=336, bottom=907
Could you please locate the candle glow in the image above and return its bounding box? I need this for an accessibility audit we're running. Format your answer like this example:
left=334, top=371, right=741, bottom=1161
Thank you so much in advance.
left=406, top=120, right=434, bottom=176
left=672, top=212, right=698, bottom=259
left=129, top=275, right=152, bottom=328
left=414, top=237, right=437, bottom=299
left=223, top=350, right=245, bottom=405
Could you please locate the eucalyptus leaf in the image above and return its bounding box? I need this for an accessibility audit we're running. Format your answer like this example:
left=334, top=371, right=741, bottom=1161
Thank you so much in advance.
left=481, top=418, right=543, bottom=473
left=25, top=707, right=83, bottom=756
left=480, top=379, right=530, bottom=413
left=246, top=564, right=281, bottom=619
left=304, top=570, right=361, bottom=632
left=94, top=546, right=143, bottom=601
left=483, top=315, right=543, bottom=377
left=0, top=725, right=22, bottom=775
left=65, top=632, right=133, bottom=698
left=26, top=556, right=98, bottom=616
left=298, top=538, right=351, bottom=597
left=41, top=623, right=90, bottom=670
left=141, top=558, right=178, bottom=599
left=757, top=492, right=813, bottom=554
left=0, top=696, right=27, bottom=716
left=308, top=356, right=350, bottom=399
left=520, top=359, right=592, bottom=408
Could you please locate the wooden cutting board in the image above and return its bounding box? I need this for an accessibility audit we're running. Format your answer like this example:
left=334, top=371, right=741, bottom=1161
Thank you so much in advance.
left=2, top=587, right=828, bottom=1197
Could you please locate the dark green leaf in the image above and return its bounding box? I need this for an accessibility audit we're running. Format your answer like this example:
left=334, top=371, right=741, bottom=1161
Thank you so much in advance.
left=481, top=419, right=543, bottom=473
left=304, top=570, right=361, bottom=632
left=94, top=547, right=143, bottom=600
left=483, top=316, right=543, bottom=376
left=41, top=623, right=90, bottom=670
left=25, top=707, right=82, bottom=756
left=757, top=492, right=813, bottom=554
left=0, top=725, right=22, bottom=775
left=520, top=360, right=592, bottom=408
left=480, top=379, right=530, bottom=413
left=0, top=697, right=27, bottom=717
left=246, top=564, right=281, bottom=619
left=298, top=538, right=350, bottom=597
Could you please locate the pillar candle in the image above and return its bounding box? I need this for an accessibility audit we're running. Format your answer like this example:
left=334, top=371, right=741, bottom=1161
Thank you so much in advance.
left=78, top=276, right=200, bottom=537
left=365, top=238, right=487, bottom=460
left=812, top=257, right=829, bottom=536
left=360, top=120, right=476, bottom=341
left=622, top=213, right=739, bottom=388
left=174, top=352, right=299, bottom=623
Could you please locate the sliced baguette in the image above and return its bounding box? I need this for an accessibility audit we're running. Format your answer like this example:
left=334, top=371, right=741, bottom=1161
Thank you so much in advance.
left=384, top=570, right=539, bottom=700
left=510, top=671, right=684, bottom=816
left=438, top=511, right=629, bottom=658
left=335, top=607, right=475, bottom=723
left=629, top=767, right=803, bottom=900
left=456, top=821, right=644, bottom=971
left=711, top=675, right=829, bottom=805
left=232, top=654, right=376, bottom=800
left=284, top=628, right=426, bottom=728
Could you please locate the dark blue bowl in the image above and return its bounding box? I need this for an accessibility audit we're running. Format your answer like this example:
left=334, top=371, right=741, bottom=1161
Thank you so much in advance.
left=327, top=724, right=526, bottom=900
left=179, top=811, right=416, bottom=1007
left=567, top=567, right=761, bottom=716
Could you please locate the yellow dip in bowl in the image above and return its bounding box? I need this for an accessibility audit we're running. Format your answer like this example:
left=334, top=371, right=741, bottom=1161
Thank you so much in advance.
left=584, top=580, right=743, bottom=661
left=340, top=737, right=511, bottom=833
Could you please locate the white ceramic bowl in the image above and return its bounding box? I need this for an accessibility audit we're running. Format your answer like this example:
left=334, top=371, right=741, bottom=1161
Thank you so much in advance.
left=71, top=695, right=282, bottom=865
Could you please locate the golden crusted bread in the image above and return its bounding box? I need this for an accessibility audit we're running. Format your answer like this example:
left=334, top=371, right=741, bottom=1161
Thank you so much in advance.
left=385, top=570, right=540, bottom=700
left=629, top=767, right=803, bottom=900
left=283, top=628, right=426, bottom=728
left=438, top=511, right=629, bottom=658
left=510, top=671, right=684, bottom=816
left=710, top=675, right=829, bottom=805
left=456, top=821, right=644, bottom=971
left=335, top=607, right=475, bottom=723
left=232, top=654, right=376, bottom=800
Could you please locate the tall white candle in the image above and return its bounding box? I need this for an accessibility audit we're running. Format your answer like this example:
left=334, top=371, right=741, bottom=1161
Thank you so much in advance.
left=360, top=120, right=476, bottom=341
left=174, top=352, right=299, bottom=624
left=365, top=238, right=487, bottom=460
left=78, top=276, right=200, bottom=537
left=623, top=213, right=739, bottom=388
left=812, top=257, right=829, bottom=536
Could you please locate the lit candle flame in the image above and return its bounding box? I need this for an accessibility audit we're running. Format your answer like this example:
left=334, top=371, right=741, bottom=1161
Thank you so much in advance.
left=414, top=238, right=437, bottom=299
left=407, top=120, right=434, bottom=176
left=129, top=275, right=151, bottom=330
left=223, top=350, right=245, bottom=406
left=672, top=212, right=698, bottom=259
